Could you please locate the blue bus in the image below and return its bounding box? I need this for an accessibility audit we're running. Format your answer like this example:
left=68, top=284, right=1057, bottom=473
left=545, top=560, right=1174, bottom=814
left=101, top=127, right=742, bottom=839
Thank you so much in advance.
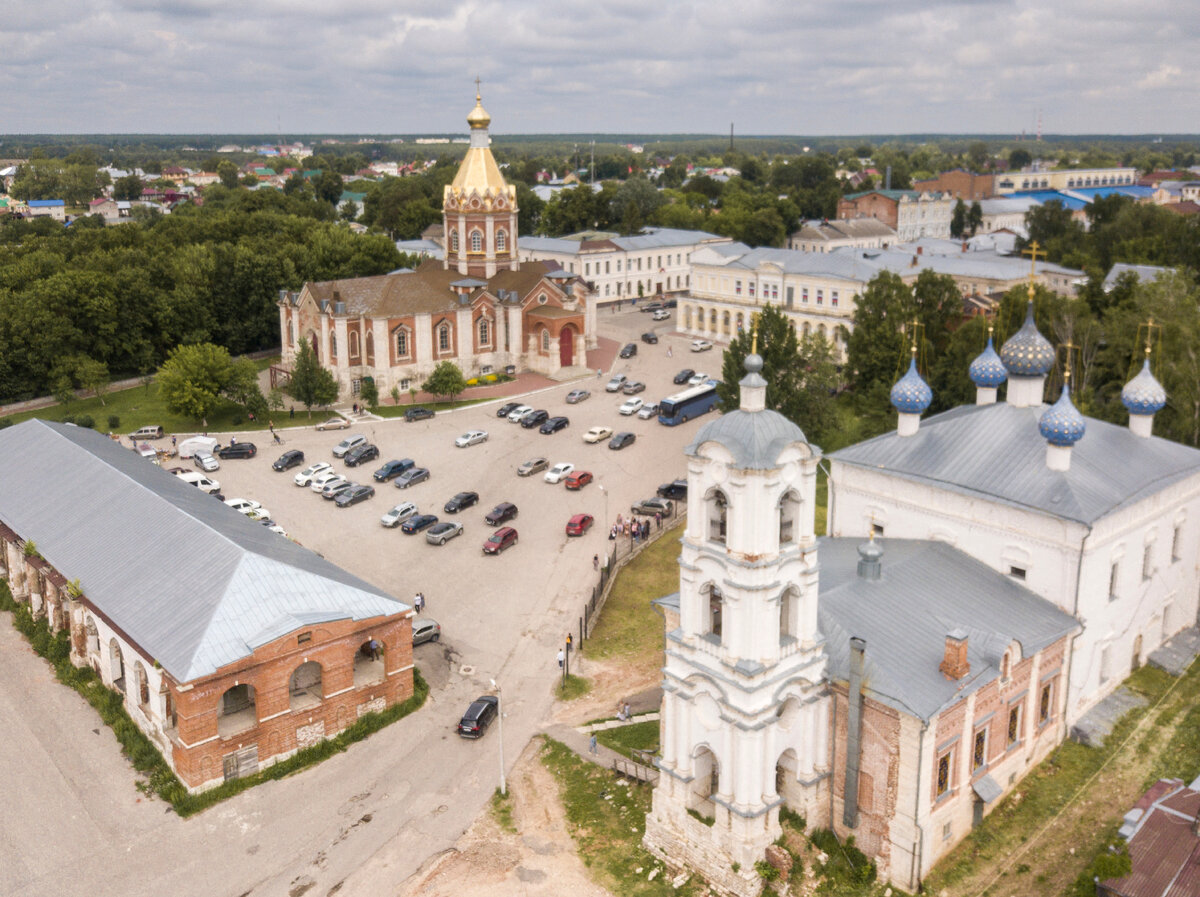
left=658, top=382, right=720, bottom=426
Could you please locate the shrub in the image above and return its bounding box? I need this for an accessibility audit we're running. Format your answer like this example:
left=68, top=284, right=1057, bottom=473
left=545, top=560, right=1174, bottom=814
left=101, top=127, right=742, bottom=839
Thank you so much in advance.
left=779, top=806, right=806, bottom=831
left=0, top=417, right=13, bottom=430
left=76, top=415, right=95, bottom=429
left=61, top=414, right=76, bottom=424
left=466, top=378, right=479, bottom=387
left=754, top=859, right=780, bottom=882
left=687, top=807, right=715, bottom=827
left=107, top=414, right=121, bottom=429
left=231, top=416, right=243, bottom=426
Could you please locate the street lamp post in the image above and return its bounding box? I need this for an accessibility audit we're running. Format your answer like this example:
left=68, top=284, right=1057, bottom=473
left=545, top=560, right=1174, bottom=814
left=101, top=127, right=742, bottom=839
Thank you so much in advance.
left=598, top=483, right=609, bottom=535
left=490, top=678, right=506, bottom=796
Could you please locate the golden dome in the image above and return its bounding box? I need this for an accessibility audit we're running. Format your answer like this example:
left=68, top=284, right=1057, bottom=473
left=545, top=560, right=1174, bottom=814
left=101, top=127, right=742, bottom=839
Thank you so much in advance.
left=466, top=92, right=491, bottom=130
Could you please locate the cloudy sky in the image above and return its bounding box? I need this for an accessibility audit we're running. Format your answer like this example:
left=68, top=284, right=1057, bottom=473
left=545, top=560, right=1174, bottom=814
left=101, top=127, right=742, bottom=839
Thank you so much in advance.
left=3, top=0, right=1196, bottom=136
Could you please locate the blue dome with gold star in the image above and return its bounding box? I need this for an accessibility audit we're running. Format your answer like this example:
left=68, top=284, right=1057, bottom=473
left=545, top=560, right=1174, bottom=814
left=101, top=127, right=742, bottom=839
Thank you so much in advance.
left=1038, top=385, right=1086, bottom=447
left=1121, top=359, right=1167, bottom=416
left=1000, top=302, right=1055, bottom=377
left=890, top=357, right=933, bottom=414
left=969, top=336, right=1008, bottom=388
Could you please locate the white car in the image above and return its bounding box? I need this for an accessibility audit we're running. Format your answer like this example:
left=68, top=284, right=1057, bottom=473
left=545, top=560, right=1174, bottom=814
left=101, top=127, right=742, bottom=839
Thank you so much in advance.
left=332, top=434, right=367, bottom=458
left=652, top=308, right=670, bottom=321
left=691, top=339, right=713, bottom=352
left=507, top=405, right=533, bottom=423
left=174, top=470, right=220, bottom=493
left=381, top=502, right=419, bottom=527
left=315, top=416, right=351, bottom=431
left=224, top=498, right=268, bottom=519
left=294, top=461, right=332, bottom=487
left=193, top=450, right=220, bottom=473
left=544, top=462, right=575, bottom=484
left=247, top=507, right=271, bottom=521
left=605, top=374, right=627, bottom=392
left=688, top=372, right=711, bottom=386
left=311, top=470, right=345, bottom=493
left=267, top=524, right=288, bottom=537
left=455, top=430, right=489, bottom=447
left=619, top=397, right=644, bottom=415
left=637, top=402, right=660, bottom=420
left=583, top=426, right=613, bottom=444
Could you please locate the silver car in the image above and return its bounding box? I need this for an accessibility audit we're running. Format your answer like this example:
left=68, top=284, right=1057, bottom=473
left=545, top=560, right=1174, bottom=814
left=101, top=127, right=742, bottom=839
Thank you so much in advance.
left=193, top=450, right=220, bottom=472
left=425, top=521, right=463, bottom=545
left=566, top=389, right=591, bottom=404
left=381, top=502, right=419, bottom=527
left=333, top=434, right=367, bottom=458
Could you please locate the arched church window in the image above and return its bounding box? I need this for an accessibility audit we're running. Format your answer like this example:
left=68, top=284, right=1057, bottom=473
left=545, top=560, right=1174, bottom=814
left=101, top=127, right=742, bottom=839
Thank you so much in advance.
left=703, top=584, right=724, bottom=641
left=778, top=490, right=801, bottom=546
left=478, top=318, right=490, bottom=346
left=541, top=329, right=550, bottom=352
left=395, top=328, right=409, bottom=358
left=349, top=330, right=359, bottom=358
left=330, top=333, right=337, bottom=359
left=706, top=488, right=728, bottom=545
left=365, top=330, right=374, bottom=365
left=470, top=230, right=483, bottom=252
left=779, top=587, right=799, bottom=642
left=450, top=231, right=459, bottom=252
left=438, top=324, right=451, bottom=352
left=287, top=320, right=294, bottom=346
left=496, top=230, right=507, bottom=252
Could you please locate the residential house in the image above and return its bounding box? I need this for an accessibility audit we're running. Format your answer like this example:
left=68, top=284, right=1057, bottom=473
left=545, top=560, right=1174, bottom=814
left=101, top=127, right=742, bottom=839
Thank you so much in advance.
left=837, top=190, right=954, bottom=241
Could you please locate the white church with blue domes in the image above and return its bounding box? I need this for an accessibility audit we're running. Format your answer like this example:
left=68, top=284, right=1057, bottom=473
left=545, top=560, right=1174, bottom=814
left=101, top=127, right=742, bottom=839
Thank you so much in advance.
left=644, top=303, right=1200, bottom=895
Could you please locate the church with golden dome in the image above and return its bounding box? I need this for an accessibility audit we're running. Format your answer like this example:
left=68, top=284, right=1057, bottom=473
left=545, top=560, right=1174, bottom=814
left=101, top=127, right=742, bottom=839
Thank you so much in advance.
left=278, top=88, right=596, bottom=396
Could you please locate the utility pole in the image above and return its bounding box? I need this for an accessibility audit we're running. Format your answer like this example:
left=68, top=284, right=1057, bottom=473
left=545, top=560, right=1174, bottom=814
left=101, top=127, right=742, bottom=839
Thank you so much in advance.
left=729, top=122, right=734, bottom=152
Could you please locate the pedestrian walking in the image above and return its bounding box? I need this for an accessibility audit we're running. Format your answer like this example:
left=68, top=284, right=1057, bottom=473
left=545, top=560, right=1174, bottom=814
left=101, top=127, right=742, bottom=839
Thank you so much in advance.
left=623, top=702, right=631, bottom=719
left=171, top=435, right=177, bottom=448
left=289, top=406, right=295, bottom=419
left=589, top=734, right=598, bottom=754
left=656, top=512, right=662, bottom=530
left=368, top=639, right=380, bottom=661
left=609, top=525, right=617, bottom=540
left=413, top=592, right=425, bottom=613
left=593, top=554, right=599, bottom=571
left=557, top=648, right=565, bottom=669
left=566, top=633, right=573, bottom=654
left=201, top=417, right=208, bottom=434
left=667, top=345, right=673, bottom=358
left=597, top=368, right=602, bottom=379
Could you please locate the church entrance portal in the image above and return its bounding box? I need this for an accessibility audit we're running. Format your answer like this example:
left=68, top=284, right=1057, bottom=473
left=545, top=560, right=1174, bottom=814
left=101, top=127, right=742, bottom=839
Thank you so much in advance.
left=559, top=326, right=575, bottom=367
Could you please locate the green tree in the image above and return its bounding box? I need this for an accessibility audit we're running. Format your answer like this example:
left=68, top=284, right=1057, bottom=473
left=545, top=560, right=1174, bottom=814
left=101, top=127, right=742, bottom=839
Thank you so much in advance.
left=967, top=201, right=983, bottom=237
left=156, top=343, right=237, bottom=421
left=112, top=175, right=144, bottom=201
left=845, top=271, right=916, bottom=397
left=287, top=337, right=339, bottom=415
left=611, top=177, right=663, bottom=234
left=967, top=141, right=990, bottom=171
left=222, top=357, right=267, bottom=418
left=359, top=376, right=379, bottom=409
left=1008, top=148, right=1032, bottom=171
left=75, top=357, right=111, bottom=405
left=421, top=360, right=467, bottom=401
left=950, top=199, right=967, bottom=239
left=313, top=169, right=344, bottom=205
left=216, top=161, right=240, bottom=189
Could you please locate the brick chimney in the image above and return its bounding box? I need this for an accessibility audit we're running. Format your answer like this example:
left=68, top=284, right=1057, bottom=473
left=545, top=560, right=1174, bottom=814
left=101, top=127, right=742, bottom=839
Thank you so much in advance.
left=940, top=629, right=970, bottom=680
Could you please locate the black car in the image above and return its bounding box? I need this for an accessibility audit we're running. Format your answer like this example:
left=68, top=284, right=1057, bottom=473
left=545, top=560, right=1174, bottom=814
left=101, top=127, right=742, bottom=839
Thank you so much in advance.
left=395, top=467, right=431, bottom=489
left=344, top=443, right=380, bottom=467
left=335, top=484, right=376, bottom=507
left=271, top=449, right=305, bottom=471
left=664, top=298, right=677, bottom=308
left=484, top=502, right=518, bottom=525
left=640, top=301, right=664, bottom=312
left=373, top=458, right=415, bottom=482
left=540, top=415, right=570, bottom=434
left=641, top=332, right=658, bottom=344
left=673, top=369, right=695, bottom=385
left=496, top=402, right=522, bottom=418
left=217, top=442, right=257, bottom=460
left=657, top=479, right=688, bottom=500
left=405, top=406, right=435, bottom=422
left=401, top=513, right=438, bottom=534
left=619, top=343, right=638, bottom=359
left=457, top=695, right=499, bottom=738
left=520, top=409, right=550, bottom=429
left=609, top=432, right=636, bottom=450
left=444, top=491, right=479, bottom=513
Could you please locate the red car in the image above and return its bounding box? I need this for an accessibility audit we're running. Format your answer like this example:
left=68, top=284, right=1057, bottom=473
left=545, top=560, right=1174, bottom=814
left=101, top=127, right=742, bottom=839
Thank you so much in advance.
left=564, top=471, right=593, bottom=490
left=566, top=513, right=594, bottom=536
left=483, top=526, right=519, bottom=554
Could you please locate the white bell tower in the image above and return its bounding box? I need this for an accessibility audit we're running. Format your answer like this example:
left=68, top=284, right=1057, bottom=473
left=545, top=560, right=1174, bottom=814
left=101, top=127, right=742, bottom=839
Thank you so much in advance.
left=644, top=350, right=830, bottom=896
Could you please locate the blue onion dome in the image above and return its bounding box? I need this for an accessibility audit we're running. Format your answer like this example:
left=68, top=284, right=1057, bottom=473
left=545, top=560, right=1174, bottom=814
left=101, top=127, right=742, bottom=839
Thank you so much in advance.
left=969, top=335, right=1008, bottom=388
left=1000, top=302, right=1055, bottom=377
left=1038, top=384, right=1086, bottom=447
left=890, top=357, right=933, bottom=414
left=1121, top=359, right=1167, bottom=416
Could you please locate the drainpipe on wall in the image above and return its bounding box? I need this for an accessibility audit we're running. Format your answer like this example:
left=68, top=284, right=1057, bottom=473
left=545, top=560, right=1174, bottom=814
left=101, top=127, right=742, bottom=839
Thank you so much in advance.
left=843, top=637, right=866, bottom=828
left=910, top=718, right=929, bottom=890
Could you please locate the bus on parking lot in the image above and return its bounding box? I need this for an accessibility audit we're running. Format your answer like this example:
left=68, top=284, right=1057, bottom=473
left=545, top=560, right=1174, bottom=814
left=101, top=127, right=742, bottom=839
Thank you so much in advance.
left=658, top=382, right=719, bottom=426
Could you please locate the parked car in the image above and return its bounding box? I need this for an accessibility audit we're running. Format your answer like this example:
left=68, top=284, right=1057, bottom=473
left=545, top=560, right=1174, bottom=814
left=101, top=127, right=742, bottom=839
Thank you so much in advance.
left=444, top=491, right=479, bottom=513
left=381, top=502, right=419, bottom=527
left=507, top=404, right=534, bottom=422
left=405, top=407, right=435, bottom=422
left=335, top=484, right=376, bottom=507
left=455, top=429, right=489, bottom=447
left=175, top=471, right=220, bottom=493
left=566, top=513, right=594, bottom=536
left=224, top=498, right=267, bottom=518
left=637, top=402, right=660, bottom=420
left=641, top=332, right=658, bottom=345
left=583, top=426, right=613, bottom=444
left=544, top=462, right=575, bottom=484
left=310, top=470, right=343, bottom=493
left=344, top=443, right=380, bottom=467
left=413, top=617, right=442, bottom=645
left=609, top=432, right=636, bottom=450
left=496, top=402, right=522, bottom=418
left=426, top=521, right=464, bottom=545
left=519, top=410, right=549, bottom=430
left=657, top=479, right=688, bottom=500
left=604, top=374, right=626, bottom=393
left=315, top=416, right=351, bottom=431
left=622, top=380, right=646, bottom=394
left=333, top=435, right=367, bottom=458
left=373, top=458, right=415, bottom=482
left=394, top=467, right=431, bottom=489
left=482, top=527, right=519, bottom=554
left=633, top=497, right=674, bottom=516
left=517, top=457, right=548, bottom=477
left=640, top=301, right=664, bottom=313
left=484, top=502, right=518, bottom=525
left=178, top=435, right=219, bottom=458
left=130, top=425, right=165, bottom=440
left=401, top=513, right=439, bottom=534
left=673, top=368, right=695, bottom=385
left=193, top=450, right=220, bottom=472
left=294, top=461, right=332, bottom=486
left=540, top=416, right=570, bottom=434
left=619, top=397, right=644, bottom=415
left=688, top=372, right=710, bottom=386
left=565, top=389, right=591, bottom=404
left=652, top=308, right=670, bottom=321
left=456, top=695, right=499, bottom=738
left=217, top=442, right=257, bottom=460
left=619, top=343, right=638, bottom=358
left=322, top=479, right=355, bottom=500
left=691, top=339, right=713, bottom=352
left=564, top=470, right=593, bottom=490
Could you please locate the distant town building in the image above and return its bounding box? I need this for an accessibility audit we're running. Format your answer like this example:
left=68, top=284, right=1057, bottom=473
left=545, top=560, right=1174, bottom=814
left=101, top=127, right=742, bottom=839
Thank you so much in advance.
left=994, top=167, right=1137, bottom=194
left=912, top=169, right=995, bottom=200
left=837, top=190, right=953, bottom=241
left=786, top=217, right=897, bottom=253
left=26, top=199, right=66, bottom=221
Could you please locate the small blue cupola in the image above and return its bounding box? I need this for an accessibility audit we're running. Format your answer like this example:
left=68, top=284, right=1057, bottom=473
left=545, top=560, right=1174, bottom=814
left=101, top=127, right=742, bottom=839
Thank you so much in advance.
left=1121, top=356, right=1167, bottom=438
left=890, top=352, right=932, bottom=437
left=1000, top=301, right=1055, bottom=407
left=1038, top=379, right=1086, bottom=470
left=969, top=331, right=1007, bottom=405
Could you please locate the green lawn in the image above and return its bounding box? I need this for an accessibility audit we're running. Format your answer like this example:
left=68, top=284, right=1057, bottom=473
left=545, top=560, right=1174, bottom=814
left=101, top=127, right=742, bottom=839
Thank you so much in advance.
left=596, top=720, right=660, bottom=760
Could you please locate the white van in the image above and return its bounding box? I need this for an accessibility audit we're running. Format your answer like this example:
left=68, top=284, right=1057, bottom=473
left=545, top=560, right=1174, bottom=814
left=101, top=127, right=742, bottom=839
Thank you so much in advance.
left=131, top=425, right=165, bottom=440
left=179, top=435, right=220, bottom=458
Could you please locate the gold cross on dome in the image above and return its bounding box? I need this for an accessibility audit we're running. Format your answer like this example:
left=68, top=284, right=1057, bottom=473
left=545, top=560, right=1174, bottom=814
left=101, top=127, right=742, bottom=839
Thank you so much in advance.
left=1021, top=240, right=1043, bottom=301
left=750, top=312, right=760, bottom=355
left=474, top=76, right=482, bottom=98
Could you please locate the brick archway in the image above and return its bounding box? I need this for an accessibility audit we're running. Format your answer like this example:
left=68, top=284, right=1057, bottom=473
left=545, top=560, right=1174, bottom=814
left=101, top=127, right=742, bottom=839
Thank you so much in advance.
left=559, top=324, right=578, bottom=367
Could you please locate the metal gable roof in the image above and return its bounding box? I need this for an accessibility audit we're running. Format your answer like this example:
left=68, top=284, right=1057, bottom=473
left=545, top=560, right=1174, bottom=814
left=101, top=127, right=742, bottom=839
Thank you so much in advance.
left=0, top=421, right=406, bottom=682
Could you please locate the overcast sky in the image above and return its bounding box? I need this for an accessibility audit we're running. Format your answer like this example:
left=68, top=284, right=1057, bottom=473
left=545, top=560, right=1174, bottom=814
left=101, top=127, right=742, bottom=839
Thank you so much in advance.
left=3, top=0, right=1196, bottom=136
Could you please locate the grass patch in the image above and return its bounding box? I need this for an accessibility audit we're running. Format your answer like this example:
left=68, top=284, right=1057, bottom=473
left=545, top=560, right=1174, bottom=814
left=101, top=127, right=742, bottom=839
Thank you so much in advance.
left=0, top=580, right=427, bottom=816
left=490, top=786, right=517, bottom=833
left=370, top=396, right=493, bottom=417
left=557, top=673, right=591, bottom=700
left=538, top=735, right=705, bottom=896
left=596, top=720, right=659, bottom=760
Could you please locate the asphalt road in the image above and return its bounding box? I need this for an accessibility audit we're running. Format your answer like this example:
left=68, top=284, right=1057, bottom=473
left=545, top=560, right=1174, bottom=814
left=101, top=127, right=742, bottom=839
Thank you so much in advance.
left=0, top=308, right=722, bottom=897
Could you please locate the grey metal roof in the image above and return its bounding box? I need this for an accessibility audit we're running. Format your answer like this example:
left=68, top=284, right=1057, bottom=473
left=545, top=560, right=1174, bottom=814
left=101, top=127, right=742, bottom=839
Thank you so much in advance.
left=830, top=402, right=1200, bottom=525
left=686, top=401, right=808, bottom=469
left=518, top=236, right=581, bottom=255
left=0, top=421, right=407, bottom=682
left=818, top=538, right=1078, bottom=721
left=1103, top=263, right=1171, bottom=290
left=722, top=246, right=886, bottom=282
left=851, top=247, right=1083, bottom=281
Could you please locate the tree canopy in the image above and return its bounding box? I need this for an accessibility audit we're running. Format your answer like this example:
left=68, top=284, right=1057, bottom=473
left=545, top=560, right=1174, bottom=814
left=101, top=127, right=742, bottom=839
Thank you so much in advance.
left=287, top=337, right=339, bottom=414
left=421, top=360, right=467, bottom=402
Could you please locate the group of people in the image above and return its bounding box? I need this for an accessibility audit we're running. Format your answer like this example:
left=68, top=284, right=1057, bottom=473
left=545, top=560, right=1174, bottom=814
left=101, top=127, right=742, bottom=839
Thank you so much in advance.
left=609, top=513, right=663, bottom=544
